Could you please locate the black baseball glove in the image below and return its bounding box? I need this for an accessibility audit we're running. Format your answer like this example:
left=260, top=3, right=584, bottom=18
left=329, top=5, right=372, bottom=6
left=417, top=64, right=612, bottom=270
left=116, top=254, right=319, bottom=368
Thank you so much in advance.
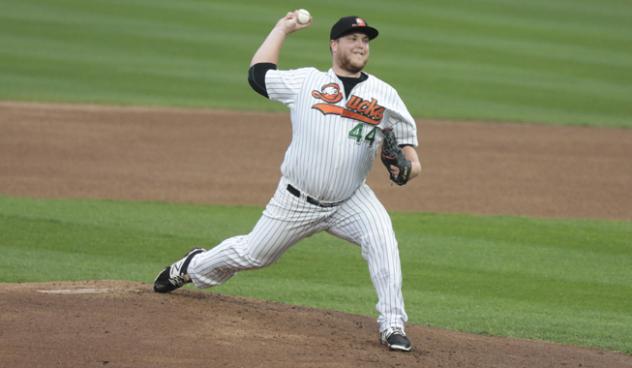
left=380, top=128, right=411, bottom=186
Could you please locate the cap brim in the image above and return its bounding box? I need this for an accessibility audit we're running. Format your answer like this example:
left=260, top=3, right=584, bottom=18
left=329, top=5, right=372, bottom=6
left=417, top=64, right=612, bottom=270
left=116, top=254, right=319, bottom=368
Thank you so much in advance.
left=333, top=26, right=379, bottom=40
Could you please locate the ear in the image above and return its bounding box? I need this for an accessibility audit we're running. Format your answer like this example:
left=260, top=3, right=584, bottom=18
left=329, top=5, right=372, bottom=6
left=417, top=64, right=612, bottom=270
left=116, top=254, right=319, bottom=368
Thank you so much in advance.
left=330, top=39, right=338, bottom=53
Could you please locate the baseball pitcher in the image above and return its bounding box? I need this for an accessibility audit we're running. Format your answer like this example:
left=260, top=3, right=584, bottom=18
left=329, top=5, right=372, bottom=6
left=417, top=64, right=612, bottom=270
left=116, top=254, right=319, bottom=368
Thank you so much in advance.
left=154, top=11, right=422, bottom=352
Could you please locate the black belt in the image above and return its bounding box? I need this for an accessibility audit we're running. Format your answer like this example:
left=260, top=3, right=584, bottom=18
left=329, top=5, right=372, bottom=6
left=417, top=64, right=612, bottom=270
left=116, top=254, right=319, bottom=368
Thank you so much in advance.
left=286, top=184, right=344, bottom=208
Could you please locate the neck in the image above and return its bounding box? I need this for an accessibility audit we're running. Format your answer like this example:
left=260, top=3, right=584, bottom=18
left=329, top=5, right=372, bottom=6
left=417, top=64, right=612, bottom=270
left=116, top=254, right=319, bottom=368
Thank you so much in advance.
left=332, top=64, right=362, bottom=78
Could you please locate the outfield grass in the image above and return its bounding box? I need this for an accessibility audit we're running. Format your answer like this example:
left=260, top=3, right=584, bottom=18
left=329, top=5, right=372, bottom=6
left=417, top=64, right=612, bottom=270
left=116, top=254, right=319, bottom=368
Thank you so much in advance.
left=1, top=195, right=630, bottom=353
left=1, top=0, right=631, bottom=127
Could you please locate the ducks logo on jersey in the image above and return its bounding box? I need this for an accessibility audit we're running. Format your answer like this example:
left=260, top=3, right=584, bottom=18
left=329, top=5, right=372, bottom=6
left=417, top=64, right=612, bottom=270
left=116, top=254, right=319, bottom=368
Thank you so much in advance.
left=311, top=83, right=384, bottom=125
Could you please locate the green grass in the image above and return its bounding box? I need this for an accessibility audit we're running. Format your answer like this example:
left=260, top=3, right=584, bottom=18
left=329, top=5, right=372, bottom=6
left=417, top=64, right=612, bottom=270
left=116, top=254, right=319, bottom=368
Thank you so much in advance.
left=1, top=195, right=631, bottom=353
left=1, top=0, right=631, bottom=127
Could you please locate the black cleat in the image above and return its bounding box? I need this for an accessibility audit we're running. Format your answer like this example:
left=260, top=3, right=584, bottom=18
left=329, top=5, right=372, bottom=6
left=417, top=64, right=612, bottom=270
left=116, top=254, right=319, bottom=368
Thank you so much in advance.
left=381, top=327, right=413, bottom=352
left=153, top=248, right=205, bottom=293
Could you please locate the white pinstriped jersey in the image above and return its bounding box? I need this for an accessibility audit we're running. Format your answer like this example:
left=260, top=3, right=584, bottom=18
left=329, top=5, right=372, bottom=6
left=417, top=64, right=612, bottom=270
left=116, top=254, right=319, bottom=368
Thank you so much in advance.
left=266, top=67, right=418, bottom=202
left=187, top=68, right=413, bottom=335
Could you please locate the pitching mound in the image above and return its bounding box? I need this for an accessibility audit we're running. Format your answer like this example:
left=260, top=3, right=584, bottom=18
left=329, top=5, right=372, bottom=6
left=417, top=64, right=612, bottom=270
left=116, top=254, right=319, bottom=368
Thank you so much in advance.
left=0, top=281, right=629, bottom=368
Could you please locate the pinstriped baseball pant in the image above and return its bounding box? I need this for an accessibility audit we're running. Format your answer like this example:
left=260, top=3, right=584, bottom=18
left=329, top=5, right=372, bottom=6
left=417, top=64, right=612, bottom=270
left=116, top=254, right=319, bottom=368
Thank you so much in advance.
left=188, top=177, right=408, bottom=332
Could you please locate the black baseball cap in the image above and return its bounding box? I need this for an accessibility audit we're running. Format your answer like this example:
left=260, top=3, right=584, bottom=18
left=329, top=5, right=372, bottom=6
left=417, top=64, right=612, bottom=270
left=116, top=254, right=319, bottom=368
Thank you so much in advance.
left=330, top=16, right=379, bottom=40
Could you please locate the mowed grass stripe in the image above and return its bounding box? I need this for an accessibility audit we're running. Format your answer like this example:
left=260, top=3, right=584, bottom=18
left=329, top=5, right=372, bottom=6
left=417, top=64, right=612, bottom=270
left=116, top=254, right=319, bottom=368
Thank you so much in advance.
left=391, top=77, right=628, bottom=126
left=0, top=0, right=287, bottom=108
left=492, top=0, right=632, bottom=25
left=382, top=0, right=632, bottom=40
left=0, top=11, right=259, bottom=64
left=410, top=260, right=631, bottom=314
left=0, top=196, right=630, bottom=352
left=362, top=0, right=632, bottom=125
left=389, top=28, right=632, bottom=73
left=0, top=52, right=237, bottom=106
left=1, top=0, right=632, bottom=126
left=409, top=233, right=631, bottom=286
left=375, top=49, right=630, bottom=124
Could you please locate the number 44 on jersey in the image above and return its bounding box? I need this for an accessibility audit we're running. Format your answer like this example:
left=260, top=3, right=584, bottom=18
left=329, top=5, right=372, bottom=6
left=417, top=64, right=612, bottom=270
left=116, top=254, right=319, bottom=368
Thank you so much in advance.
left=349, top=123, right=377, bottom=145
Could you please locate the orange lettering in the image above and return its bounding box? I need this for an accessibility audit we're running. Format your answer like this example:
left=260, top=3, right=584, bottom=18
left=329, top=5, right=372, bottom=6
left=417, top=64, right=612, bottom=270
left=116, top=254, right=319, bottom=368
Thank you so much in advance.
left=346, top=96, right=363, bottom=110
left=312, top=95, right=384, bottom=125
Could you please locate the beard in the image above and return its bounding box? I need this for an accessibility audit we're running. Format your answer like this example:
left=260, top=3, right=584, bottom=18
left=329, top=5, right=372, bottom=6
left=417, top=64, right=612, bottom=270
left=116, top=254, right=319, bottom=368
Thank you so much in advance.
left=336, top=52, right=368, bottom=74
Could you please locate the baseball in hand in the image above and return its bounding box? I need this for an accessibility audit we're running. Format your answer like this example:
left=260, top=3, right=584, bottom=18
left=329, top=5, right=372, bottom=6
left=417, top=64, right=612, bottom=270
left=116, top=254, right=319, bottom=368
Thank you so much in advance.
left=296, top=9, right=311, bottom=24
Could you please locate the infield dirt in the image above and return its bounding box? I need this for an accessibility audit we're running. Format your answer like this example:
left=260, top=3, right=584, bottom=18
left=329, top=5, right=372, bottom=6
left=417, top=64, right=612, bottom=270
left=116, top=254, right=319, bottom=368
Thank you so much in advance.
left=1, top=102, right=631, bottom=367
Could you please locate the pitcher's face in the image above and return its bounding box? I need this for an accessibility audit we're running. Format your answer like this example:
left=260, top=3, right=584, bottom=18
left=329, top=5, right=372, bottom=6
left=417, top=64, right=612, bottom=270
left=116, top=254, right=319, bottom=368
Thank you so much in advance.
left=331, top=32, right=370, bottom=74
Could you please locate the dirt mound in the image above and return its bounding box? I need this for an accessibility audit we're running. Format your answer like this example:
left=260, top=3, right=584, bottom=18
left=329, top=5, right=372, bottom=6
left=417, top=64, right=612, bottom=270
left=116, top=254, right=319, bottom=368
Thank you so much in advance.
left=1, top=281, right=629, bottom=368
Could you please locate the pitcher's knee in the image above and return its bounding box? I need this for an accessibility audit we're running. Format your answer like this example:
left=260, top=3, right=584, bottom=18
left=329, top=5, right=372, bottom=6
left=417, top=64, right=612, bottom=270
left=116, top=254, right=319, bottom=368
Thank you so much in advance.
left=242, top=251, right=277, bottom=269
left=361, top=235, right=399, bottom=260
left=373, top=267, right=402, bottom=283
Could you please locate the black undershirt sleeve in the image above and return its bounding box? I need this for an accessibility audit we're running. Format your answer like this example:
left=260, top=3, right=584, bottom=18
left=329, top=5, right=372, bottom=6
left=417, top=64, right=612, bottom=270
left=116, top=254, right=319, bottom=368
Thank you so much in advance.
left=248, top=63, right=277, bottom=98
